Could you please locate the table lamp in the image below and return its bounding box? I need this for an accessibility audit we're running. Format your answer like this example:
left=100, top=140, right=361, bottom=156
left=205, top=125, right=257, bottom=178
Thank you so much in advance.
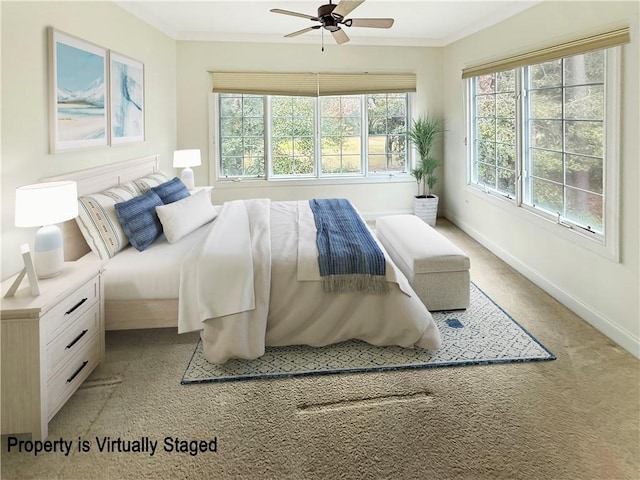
left=15, top=181, right=78, bottom=279
left=173, top=149, right=201, bottom=190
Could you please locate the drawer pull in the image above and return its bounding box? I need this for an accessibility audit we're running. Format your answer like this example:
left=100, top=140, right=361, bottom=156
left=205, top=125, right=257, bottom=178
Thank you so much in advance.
left=65, top=298, right=88, bottom=315
left=65, top=329, right=88, bottom=350
left=66, top=361, right=89, bottom=383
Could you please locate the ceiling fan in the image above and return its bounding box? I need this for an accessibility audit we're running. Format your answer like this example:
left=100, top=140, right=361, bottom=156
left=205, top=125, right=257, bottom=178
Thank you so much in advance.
left=271, top=0, right=394, bottom=46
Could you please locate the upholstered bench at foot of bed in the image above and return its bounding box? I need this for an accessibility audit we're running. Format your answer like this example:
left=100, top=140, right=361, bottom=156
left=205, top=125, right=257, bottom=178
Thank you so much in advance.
left=375, top=214, right=470, bottom=311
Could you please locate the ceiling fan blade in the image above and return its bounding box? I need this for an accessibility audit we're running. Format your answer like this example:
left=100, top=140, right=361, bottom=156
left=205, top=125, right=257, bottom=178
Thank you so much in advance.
left=347, top=18, right=394, bottom=29
left=332, top=0, right=365, bottom=18
left=285, top=26, right=321, bottom=38
left=332, top=28, right=350, bottom=45
left=270, top=8, right=317, bottom=21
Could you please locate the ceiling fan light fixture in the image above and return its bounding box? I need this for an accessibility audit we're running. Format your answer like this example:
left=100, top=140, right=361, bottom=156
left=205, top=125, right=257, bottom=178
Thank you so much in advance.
left=271, top=0, right=394, bottom=47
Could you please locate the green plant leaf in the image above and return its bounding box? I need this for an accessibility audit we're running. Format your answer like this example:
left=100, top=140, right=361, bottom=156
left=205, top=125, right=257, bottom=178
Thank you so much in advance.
left=407, top=115, right=444, bottom=195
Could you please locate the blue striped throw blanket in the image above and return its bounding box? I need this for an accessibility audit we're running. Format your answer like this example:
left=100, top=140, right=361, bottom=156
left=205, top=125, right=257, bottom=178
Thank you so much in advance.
left=309, top=198, right=388, bottom=294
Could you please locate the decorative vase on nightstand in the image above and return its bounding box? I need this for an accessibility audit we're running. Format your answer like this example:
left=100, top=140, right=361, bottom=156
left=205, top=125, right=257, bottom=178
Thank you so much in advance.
left=413, top=195, right=439, bottom=227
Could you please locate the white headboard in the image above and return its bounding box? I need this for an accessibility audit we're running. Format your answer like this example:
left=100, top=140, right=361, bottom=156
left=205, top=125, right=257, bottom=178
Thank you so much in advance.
left=41, top=155, right=160, bottom=261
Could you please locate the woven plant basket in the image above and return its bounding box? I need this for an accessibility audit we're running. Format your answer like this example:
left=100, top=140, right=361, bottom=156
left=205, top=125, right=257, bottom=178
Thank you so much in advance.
left=413, top=195, right=439, bottom=227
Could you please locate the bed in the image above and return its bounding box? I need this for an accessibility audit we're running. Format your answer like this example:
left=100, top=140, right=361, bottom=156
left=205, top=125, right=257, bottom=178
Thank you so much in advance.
left=43, top=156, right=442, bottom=364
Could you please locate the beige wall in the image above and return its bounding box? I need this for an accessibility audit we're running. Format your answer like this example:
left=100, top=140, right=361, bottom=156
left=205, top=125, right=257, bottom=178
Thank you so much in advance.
left=176, top=41, right=444, bottom=215
left=442, top=1, right=640, bottom=356
left=1, top=1, right=177, bottom=279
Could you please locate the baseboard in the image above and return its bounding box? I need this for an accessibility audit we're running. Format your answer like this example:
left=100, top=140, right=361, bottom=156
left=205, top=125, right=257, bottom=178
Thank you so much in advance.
left=443, top=210, right=640, bottom=360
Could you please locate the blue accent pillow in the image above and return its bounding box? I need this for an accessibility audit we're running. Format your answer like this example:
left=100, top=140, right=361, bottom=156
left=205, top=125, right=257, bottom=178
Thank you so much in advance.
left=152, top=177, right=190, bottom=204
left=114, top=190, right=164, bottom=251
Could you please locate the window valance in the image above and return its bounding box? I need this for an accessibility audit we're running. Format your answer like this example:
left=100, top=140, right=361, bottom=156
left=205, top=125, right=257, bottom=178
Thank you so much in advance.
left=209, top=71, right=416, bottom=96
left=461, top=27, right=630, bottom=79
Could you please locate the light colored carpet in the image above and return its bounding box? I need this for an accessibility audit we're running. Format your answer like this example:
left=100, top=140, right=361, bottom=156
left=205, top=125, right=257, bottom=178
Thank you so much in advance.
left=2, top=219, right=638, bottom=480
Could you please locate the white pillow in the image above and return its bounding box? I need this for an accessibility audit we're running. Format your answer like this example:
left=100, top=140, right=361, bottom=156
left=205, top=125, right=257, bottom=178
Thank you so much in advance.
left=155, top=189, right=217, bottom=243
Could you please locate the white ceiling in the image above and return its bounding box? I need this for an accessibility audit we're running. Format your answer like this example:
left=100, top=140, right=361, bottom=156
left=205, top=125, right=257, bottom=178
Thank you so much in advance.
left=115, top=0, right=541, bottom=47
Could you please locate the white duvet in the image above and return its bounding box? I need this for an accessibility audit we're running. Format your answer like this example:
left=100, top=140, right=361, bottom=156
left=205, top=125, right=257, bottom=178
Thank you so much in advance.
left=179, top=199, right=441, bottom=364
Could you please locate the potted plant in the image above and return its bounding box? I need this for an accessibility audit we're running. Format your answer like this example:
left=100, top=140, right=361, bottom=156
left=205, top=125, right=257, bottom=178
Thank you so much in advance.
left=407, top=115, right=444, bottom=227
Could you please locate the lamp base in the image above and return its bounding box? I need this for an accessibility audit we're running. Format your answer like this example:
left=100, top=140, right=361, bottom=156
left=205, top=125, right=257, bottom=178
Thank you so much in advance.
left=180, top=167, right=195, bottom=190
left=34, top=225, right=64, bottom=279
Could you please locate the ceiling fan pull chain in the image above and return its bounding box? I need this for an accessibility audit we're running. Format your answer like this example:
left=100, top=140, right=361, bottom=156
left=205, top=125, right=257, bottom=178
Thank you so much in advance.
left=322, top=28, right=325, bottom=52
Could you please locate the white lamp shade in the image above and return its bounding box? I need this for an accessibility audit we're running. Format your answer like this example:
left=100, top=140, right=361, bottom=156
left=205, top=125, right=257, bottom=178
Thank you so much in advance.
left=173, top=149, right=201, bottom=168
left=15, top=181, right=78, bottom=227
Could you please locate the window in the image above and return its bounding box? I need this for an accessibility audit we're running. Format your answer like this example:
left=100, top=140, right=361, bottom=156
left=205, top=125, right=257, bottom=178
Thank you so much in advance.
left=524, top=51, right=605, bottom=232
left=219, top=94, right=264, bottom=177
left=464, top=27, right=629, bottom=256
left=472, top=70, right=517, bottom=198
left=271, top=96, right=315, bottom=177
left=468, top=47, right=617, bottom=241
left=217, top=93, right=409, bottom=179
left=320, top=96, right=362, bottom=175
left=368, top=93, right=409, bottom=174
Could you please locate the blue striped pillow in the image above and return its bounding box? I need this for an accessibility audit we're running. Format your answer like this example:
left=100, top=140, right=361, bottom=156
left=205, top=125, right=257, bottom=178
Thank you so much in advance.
left=152, top=177, right=190, bottom=204
left=114, top=190, right=164, bottom=251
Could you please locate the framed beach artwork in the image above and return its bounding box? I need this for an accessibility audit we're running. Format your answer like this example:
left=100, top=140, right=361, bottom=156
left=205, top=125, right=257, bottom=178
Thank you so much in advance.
left=110, top=51, right=145, bottom=145
left=49, top=28, right=108, bottom=153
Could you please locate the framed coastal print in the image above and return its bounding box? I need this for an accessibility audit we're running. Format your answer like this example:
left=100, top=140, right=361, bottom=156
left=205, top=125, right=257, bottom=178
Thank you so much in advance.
left=110, top=51, right=145, bottom=145
left=49, top=28, right=108, bottom=153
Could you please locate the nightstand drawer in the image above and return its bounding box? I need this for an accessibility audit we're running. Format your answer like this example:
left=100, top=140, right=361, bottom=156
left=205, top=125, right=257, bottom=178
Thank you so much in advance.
left=47, top=333, right=100, bottom=420
left=47, top=302, right=101, bottom=378
left=43, top=275, right=99, bottom=340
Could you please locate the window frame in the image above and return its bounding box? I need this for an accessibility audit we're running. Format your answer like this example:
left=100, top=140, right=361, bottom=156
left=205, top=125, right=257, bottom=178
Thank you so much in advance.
left=465, top=47, right=620, bottom=261
left=211, top=92, right=414, bottom=185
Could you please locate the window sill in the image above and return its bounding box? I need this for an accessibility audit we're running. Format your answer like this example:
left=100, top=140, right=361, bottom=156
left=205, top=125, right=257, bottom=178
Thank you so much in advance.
left=464, top=184, right=619, bottom=262
left=212, top=174, right=415, bottom=189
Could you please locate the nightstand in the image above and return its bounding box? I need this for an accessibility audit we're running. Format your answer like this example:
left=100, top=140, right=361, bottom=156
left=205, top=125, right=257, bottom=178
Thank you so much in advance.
left=1, top=253, right=105, bottom=440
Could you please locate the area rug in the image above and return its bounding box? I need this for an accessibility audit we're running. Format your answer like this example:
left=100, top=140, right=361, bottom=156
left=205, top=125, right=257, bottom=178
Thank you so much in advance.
left=181, top=283, right=555, bottom=384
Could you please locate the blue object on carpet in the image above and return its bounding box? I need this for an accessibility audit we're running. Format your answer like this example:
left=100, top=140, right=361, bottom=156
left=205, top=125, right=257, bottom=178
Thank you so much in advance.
left=445, top=318, right=464, bottom=329
left=181, top=283, right=555, bottom=384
